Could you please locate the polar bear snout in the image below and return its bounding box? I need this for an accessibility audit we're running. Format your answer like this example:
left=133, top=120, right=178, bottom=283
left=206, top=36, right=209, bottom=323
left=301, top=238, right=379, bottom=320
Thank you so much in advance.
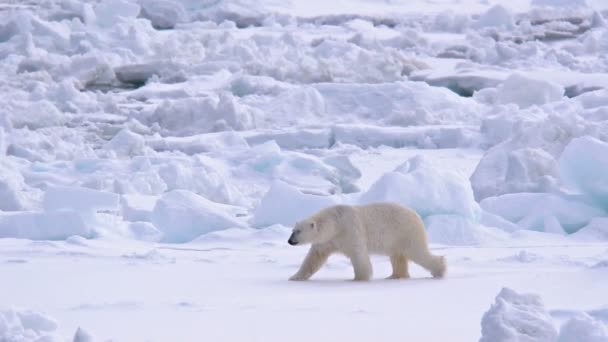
left=288, top=232, right=299, bottom=245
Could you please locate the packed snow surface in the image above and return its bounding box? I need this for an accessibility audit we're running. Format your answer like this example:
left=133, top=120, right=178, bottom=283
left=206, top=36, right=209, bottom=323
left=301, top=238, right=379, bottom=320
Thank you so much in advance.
left=1, top=0, right=608, bottom=340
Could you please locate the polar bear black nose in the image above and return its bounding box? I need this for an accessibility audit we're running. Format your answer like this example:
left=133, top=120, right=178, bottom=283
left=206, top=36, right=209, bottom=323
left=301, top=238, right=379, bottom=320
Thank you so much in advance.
left=288, top=234, right=297, bottom=245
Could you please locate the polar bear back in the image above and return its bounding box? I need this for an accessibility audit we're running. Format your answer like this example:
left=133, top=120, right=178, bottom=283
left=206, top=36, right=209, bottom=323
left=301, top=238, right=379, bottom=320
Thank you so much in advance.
left=356, top=202, right=428, bottom=254
left=316, top=202, right=428, bottom=256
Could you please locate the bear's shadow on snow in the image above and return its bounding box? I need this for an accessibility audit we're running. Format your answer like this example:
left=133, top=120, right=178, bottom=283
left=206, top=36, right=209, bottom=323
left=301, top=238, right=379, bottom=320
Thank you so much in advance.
left=280, top=277, right=441, bottom=286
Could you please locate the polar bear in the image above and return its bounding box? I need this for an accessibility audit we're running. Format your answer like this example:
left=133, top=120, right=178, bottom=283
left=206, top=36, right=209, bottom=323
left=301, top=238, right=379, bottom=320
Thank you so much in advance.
left=288, top=202, right=446, bottom=281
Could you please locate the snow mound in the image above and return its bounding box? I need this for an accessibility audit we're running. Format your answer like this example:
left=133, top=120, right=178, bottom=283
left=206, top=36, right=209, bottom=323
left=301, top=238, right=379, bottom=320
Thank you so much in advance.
left=558, top=313, right=608, bottom=342
left=480, top=287, right=558, bottom=342
left=497, top=73, right=565, bottom=109
left=0, top=211, right=91, bottom=240
left=151, top=190, right=244, bottom=243
left=360, top=156, right=480, bottom=220
left=251, top=181, right=338, bottom=227
left=560, top=136, right=608, bottom=210
left=480, top=193, right=605, bottom=234
left=0, top=308, right=59, bottom=342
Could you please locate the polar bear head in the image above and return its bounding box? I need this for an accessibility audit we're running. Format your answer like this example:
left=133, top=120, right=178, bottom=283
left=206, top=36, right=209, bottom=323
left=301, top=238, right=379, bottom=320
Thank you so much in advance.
left=288, top=220, right=317, bottom=245
left=288, top=217, right=336, bottom=246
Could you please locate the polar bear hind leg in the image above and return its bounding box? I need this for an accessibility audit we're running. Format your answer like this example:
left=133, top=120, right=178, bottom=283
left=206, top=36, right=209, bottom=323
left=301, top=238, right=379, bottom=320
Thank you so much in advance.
left=387, top=254, right=410, bottom=279
left=407, top=248, right=446, bottom=279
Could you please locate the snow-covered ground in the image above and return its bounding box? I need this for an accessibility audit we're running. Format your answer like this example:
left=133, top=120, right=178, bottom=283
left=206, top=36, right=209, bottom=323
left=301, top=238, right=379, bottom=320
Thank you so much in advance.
left=1, top=0, right=608, bottom=341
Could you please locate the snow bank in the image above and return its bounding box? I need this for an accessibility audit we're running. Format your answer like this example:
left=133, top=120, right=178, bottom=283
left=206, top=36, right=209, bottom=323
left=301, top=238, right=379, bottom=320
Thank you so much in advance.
left=0, top=309, right=59, bottom=342
left=558, top=313, right=608, bottom=342
left=480, top=287, right=558, bottom=342
left=424, top=215, right=507, bottom=245
left=151, top=190, right=244, bottom=243
left=0, top=211, right=91, bottom=240
left=560, top=136, right=608, bottom=209
left=360, top=156, right=480, bottom=219
left=251, top=181, right=338, bottom=227
left=480, top=193, right=605, bottom=234
left=497, top=73, right=565, bottom=109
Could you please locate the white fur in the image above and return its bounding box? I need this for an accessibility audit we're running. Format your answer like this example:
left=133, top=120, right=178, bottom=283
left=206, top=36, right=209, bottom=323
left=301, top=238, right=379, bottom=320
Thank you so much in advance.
left=288, top=202, right=447, bottom=281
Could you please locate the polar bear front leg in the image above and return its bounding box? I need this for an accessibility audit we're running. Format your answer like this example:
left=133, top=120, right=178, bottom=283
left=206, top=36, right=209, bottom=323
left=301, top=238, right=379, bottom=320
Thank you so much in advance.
left=289, top=245, right=332, bottom=281
left=348, top=250, right=373, bottom=281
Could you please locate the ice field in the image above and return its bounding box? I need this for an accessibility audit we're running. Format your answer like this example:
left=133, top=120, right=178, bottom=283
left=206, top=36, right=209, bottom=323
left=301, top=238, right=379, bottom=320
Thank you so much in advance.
left=1, top=0, right=608, bottom=341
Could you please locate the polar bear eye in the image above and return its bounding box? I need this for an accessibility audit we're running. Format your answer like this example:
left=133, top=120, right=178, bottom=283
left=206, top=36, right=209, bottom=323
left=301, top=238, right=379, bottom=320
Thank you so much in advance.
left=310, top=222, right=316, bottom=229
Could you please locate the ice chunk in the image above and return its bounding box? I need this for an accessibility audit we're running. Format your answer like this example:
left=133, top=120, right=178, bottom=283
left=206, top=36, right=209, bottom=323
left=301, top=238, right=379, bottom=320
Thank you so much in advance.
left=560, top=136, right=608, bottom=209
left=558, top=313, right=608, bottom=342
left=157, top=159, right=241, bottom=205
left=480, top=193, right=605, bottom=233
left=104, top=128, right=145, bottom=157
left=497, top=73, right=564, bottom=109
left=5, top=100, right=65, bottom=130
left=151, top=190, right=244, bottom=243
left=472, top=111, right=594, bottom=200
left=251, top=181, right=337, bottom=227
left=138, top=0, right=186, bottom=29
left=0, top=162, right=27, bottom=211
left=121, top=194, right=157, bottom=222
left=127, top=221, right=162, bottom=242
left=474, top=5, right=514, bottom=29
left=0, top=309, right=60, bottom=342
left=149, top=94, right=254, bottom=136
left=147, top=131, right=249, bottom=154
left=480, top=288, right=558, bottom=342
left=0, top=211, right=91, bottom=240
left=471, top=147, right=558, bottom=201
left=243, top=129, right=332, bottom=150
left=360, top=156, right=480, bottom=220
left=73, top=327, right=96, bottom=342
left=94, top=0, right=140, bottom=27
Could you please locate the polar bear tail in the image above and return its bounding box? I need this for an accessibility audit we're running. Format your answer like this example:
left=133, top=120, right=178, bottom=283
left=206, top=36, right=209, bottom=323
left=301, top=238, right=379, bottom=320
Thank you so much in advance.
left=430, top=255, right=447, bottom=278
